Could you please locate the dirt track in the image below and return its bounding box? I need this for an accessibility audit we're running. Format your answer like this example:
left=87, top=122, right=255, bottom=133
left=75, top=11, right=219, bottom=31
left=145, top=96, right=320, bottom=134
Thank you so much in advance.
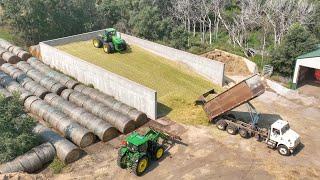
left=2, top=89, right=319, bottom=180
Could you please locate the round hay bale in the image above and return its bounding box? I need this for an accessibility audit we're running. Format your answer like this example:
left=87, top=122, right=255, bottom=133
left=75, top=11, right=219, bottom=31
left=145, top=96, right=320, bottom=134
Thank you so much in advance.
left=0, top=84, right=12, bottom=99
left=26, top=69, right=43, bottom=82
left=20, top=91, right=33, bottom=102
left=61, top=89, right=73, bottom=100
left=7, top=46, right=14, bottom=52
left=17, top=75, right=33, bottom=87
left=32, top=142, right=55, bottom=165
left=17, top=51, right=32, bottom=61
left=16, top=61, right=34, bottom=73
left=64, top=122, right=95, bottom=148
left=50, top=83, right=67, bottom=95
left=44, top=93, right=59, bottom=104
left=17, top=150, right=42, bottom=173
left=73, top=84, right=86, bottom=92
left=24, top=96, right=41, bottom=111
left=2, top=52, right=20, bottom=64
left=0, top=48, right=7, bottom=56
left=64, top=79, right=80, bottom=89
left=40, top=77, right=56, bottom=89
left=11, top=46, right=23, bottom=54
left=33, top=124, right=81, bottom=164
left=0, top=57, right=5, bottom=66
left=69, top=91, right=91, bottom=107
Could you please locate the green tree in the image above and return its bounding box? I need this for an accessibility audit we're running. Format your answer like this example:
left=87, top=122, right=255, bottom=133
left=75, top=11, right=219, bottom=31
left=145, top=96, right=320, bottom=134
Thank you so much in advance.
left=2, top=0, right=96, bottom=45
left=271, top=23, right=318, bottom=76
left=0, top=94, right=39, bottom=163
left=170, top=26, right=189, bottom=50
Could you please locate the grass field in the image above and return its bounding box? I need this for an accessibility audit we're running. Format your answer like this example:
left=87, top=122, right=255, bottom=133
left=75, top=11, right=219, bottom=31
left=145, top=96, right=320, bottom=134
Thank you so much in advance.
left=0, top=27, right=14, bottom=42
left=57, top=41, right=222, bottom=125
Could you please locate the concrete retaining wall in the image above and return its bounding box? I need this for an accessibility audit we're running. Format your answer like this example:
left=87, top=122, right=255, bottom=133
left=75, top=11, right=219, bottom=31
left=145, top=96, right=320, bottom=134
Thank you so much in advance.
left=39, top=42, right=157, bottom=119
left=44, top=29, right=225, bottom=86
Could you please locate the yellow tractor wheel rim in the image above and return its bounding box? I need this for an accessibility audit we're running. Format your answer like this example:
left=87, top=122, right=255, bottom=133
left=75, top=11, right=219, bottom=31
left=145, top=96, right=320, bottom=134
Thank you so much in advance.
left=103, top=45, right=109, bottom=52
left=93, top=40, right=99, bottom=47
left=156, top=148, right=164, bottom=159
left=137, top=159, right=148, bottom=173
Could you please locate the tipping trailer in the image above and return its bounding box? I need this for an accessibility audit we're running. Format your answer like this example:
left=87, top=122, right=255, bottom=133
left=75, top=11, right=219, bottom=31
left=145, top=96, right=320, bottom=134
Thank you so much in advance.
left=196, top=74, right=301, bottom=156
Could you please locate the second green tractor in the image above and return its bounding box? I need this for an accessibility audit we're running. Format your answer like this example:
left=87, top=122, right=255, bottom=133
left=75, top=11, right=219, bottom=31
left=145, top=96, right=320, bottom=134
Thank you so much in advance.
left=92, top=28, right=127, bottom=53
left=117, top=127, right=181, bottom=176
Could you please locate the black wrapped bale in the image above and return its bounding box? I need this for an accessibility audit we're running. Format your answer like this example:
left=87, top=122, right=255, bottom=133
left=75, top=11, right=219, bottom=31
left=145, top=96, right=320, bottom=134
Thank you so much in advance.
left=62, top=89, right=135, bottom=134
left=24, top=96, right=95, bottom=148
left=74, top=84, right=148, bottom=126
left=44, top=93, right=119, bottom=141
left=27, top=57, right=79, bottom=88
left=33, top=124, right=81, bottom=164
left=0, top=142, right=55, bottom=174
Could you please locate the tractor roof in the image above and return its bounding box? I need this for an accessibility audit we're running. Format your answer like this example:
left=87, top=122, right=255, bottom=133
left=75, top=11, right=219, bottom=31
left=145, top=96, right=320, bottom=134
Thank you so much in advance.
left=126, top=132, right=148, bottom=146
left=105, top=28, right=116, bottom=32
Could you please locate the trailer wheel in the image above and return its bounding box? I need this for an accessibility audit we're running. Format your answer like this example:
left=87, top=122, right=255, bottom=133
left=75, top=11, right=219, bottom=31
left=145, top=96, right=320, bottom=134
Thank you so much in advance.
left=226, top=124, right=238, bottom=135
left=277, top=145, right=291, bottom=156
left=239, top=129, right=249, bottom=138
left=216, top=120, right=227, bottom=130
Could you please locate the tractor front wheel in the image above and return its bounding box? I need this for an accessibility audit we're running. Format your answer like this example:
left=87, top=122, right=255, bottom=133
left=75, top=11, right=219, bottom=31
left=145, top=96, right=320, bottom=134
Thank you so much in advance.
left=93, top=38, right=102, bottom=48
left=132, top=156, right=149, bottom=176
left=117, top=154, right=127, bottom=169
left=154, top=146, right=164, bottom=160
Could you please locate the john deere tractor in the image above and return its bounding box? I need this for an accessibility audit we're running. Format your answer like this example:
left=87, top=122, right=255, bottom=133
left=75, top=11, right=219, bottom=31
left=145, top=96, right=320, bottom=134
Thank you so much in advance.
left=92, top=28, right=127, bottom=53
left=117, top=127, right=181, bottom=176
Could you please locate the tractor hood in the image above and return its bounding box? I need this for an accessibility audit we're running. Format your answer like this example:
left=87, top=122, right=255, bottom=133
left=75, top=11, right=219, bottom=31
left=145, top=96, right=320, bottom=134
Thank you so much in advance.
left=112, top=36, right=125, bottom=44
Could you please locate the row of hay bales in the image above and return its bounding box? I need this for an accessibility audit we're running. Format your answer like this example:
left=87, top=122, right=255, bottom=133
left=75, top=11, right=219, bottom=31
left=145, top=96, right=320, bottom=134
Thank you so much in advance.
left=14, top=61, right=132, bottom=134
left=27, top=57, right=148, bottom=126
left=0, top=39, right=31, bottom=61
left=0, top=86, right=81, bottom=173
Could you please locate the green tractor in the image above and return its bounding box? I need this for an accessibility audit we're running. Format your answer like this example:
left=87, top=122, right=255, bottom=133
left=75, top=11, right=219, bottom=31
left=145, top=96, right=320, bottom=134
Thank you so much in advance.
left=92, top=28, right=127, bottom=53
left=117, top=127, right=181, bottom=176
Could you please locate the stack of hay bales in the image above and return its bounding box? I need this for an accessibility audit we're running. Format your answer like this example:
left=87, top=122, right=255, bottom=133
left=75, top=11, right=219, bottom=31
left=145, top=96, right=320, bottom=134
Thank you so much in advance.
left=27, top=57, right=148, bottom=126
left=0, top=142, right=55, bottom=174
left=61, top=89, right=135, bottom=134
left=16, top=61, right=66, bottom=95
left=44, top=93, right=119, bottom=141
left=0, top=71, right=33, bottom=102
left=24, top=96, right=95, bottom=148
left=1, top=63, right=50, bottom=99
left=27, top=57, right=79, bottom=89
left=74, top=84, right=148, bottom=126
left=0, top=47, right=20, bottom=64
left=33, top=124, right=81, bottom=164
left=0, top=39, right=31, bottom=61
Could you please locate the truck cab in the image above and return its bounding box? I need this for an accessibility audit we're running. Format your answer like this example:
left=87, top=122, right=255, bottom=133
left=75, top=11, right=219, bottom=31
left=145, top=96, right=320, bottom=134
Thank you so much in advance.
left=269, top=120, right=301, bottom=156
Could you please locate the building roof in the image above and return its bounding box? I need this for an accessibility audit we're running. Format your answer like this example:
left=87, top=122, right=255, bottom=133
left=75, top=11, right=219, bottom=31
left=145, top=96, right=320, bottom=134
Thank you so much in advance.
left=297, top=45, right=320, bottom=59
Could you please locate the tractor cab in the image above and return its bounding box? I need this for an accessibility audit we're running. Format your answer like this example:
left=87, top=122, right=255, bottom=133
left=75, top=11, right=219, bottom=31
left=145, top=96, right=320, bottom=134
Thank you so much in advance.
left=126, top=132, right=149, bottom=153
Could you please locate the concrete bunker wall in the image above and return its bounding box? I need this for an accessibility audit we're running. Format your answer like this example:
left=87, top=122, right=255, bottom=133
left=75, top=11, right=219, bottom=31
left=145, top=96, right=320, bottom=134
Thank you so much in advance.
left=44, top=29, right=225, bottom=86
left=39, top=42, right=157, bottom=119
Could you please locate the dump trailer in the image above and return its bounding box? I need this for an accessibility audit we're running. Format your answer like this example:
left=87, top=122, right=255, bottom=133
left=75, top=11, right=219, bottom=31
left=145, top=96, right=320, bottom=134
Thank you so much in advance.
left=196, top=74, right=301, bottom=156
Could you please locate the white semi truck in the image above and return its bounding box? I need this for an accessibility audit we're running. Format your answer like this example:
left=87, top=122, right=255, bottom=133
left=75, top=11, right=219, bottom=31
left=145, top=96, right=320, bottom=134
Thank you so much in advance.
left=196, top=74, right=301, bottom=156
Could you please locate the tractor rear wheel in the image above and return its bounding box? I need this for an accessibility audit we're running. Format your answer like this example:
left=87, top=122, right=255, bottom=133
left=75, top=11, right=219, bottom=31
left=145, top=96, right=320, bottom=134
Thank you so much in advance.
left=117, top=154, right=127, bottom=169
left=154, top=146, right=164, bottom=160
left=226, top=124, right=238, bottom=135
left=93, top=38, right=102, bottom=48
left=132, top=155, right=149, bottom=176
left=108, top=42, right=115, bottom=53
left=103, top=43, right=111, bottom=53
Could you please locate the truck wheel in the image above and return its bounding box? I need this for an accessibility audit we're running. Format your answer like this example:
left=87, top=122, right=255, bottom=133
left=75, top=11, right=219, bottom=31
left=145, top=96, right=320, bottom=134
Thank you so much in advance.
left=226, top=124, right=238, bottom=135
left=154, top=146, right=164, bottom=160
left=103, top=43, right=111, bottom=53
left=93, top=37, right=102, bottom=48
left=277, top=145, right=291, bottom=156
left=216, top=120, right=227, bottom=130
left=132, top=155, right=149, bottom=176
left=239, top=129, right=250, bottom=138
left=117, top=155, right=127, bottom=169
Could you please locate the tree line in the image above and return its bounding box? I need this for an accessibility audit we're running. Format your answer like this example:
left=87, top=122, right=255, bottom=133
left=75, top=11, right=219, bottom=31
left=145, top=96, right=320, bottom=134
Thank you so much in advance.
left=0, top=0, right=319, bottom=77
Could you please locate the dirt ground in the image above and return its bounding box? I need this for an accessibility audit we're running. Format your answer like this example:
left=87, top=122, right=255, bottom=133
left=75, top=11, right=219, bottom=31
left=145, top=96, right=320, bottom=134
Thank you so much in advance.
left=5, top=89, right=316, bottom=180
left=202, top=50, right=250, bottom=76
